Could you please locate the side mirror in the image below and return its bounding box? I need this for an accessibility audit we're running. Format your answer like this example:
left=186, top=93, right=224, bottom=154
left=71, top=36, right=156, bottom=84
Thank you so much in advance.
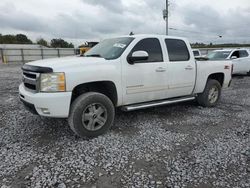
left=128, top=51, right=149, bottom=64
left=231, top=56, right=237, bottom=59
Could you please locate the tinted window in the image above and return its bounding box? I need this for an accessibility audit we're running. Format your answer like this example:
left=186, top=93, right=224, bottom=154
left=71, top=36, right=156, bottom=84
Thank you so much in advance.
left=130, top=38, right=163, bottom=63
left=193, top=50, right=200, bottom=57
left=165, top=39, right=190, bottom=61
left=239, top=50, right=249, bottom=58
left=85, top=37, right=134, bottom=60
left=207, top=51, right=231, bottom=60
left=231, top=51, right=240, bottom=58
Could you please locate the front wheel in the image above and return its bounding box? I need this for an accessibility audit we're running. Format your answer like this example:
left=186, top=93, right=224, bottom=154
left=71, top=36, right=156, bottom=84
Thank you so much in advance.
left=68, top=92, right=115, bottom=138
left=196, top=79, right=222, bottom=107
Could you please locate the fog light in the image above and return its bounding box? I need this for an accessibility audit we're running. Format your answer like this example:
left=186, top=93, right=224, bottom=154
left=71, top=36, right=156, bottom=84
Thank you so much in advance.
left=41, top=108, right=50, bottom=114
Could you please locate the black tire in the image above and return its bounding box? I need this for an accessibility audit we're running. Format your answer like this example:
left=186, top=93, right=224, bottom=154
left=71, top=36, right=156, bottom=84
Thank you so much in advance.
left=196, top=79, right=222, bottom=107
left=68, top=92, right=115, bottom=138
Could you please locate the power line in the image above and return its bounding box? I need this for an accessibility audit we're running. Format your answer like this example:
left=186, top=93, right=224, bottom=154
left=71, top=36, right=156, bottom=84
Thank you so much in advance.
left=161, top=3, right=249, bottom=43
left=169, top=27, right=222, bottom=37
left=169, top=27, right=250, bottom=40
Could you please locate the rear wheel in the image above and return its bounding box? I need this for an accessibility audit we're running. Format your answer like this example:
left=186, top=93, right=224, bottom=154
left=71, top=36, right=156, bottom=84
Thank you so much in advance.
left=68, top=92, right=115, bottom=138
left=197, top=79, right=221, bottom=107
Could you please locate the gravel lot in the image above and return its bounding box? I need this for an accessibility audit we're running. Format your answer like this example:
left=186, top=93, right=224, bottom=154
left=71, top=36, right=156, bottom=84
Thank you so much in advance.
left=0, top=64, right=249, bottom=188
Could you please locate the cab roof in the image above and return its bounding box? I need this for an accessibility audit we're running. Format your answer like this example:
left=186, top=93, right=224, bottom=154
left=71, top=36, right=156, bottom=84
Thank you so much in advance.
left=110, top=34, right=188, bottom=41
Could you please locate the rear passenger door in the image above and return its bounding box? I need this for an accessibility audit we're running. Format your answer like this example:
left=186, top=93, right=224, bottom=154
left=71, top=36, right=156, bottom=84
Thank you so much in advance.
left=165, top=39, right=196, bottom=98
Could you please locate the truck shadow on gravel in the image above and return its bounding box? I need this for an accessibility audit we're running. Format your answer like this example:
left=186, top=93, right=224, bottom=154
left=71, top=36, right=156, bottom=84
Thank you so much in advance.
left=34, top=101, right=198, bottom=143
left=232, top=74, right=250, bottom=79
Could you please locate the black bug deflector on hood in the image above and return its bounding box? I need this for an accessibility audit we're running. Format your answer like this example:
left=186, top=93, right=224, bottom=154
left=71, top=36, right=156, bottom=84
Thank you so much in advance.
left=22, top=64, right=53, bottom=73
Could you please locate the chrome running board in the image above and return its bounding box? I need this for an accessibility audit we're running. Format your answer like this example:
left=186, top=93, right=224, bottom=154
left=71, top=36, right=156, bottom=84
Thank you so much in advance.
left=121, top=96, right=195, bottom=111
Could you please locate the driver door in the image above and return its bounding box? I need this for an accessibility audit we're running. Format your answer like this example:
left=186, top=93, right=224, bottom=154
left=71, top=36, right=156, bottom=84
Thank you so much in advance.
left=122, top=38, right=168, bottom=105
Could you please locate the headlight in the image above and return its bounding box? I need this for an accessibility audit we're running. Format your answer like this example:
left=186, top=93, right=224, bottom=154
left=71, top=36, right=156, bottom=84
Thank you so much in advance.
left=40, top=73, right=66, bottom=92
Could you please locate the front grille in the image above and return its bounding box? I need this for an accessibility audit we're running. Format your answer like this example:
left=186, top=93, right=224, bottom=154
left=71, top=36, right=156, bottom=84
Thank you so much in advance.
left=22, top=70, right=40, bottom=92
left=24, top=83, right=36, bottom=90
left=23, top=72, right=36, bottom=79
left=21, top=64, right=53, bottom=92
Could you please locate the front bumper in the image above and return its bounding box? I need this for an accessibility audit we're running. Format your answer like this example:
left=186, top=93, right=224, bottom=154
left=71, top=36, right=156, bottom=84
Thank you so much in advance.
left=19, top=83, right=72, bottom=118
left=20, top=97, right=39, bottom=115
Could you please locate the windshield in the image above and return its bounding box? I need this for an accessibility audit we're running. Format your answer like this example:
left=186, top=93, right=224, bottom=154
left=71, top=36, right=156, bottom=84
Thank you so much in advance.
left=84, top=37, right=134, bottom=60
left=207, top=51, right=231, bottom=60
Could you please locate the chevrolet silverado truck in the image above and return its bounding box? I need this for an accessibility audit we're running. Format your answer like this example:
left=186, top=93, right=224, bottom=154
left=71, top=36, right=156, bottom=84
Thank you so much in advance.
left=19, top=35, right=232, bottom=137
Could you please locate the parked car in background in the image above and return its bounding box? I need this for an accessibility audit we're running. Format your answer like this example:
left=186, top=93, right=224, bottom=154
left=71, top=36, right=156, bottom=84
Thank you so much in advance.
left=78, top=41, right=99, bottom=55
left=206, top=49, right=250, bottom=75
left=193, top=49, right=202, bottom=58
left=19, top=34, right=232, bottom=137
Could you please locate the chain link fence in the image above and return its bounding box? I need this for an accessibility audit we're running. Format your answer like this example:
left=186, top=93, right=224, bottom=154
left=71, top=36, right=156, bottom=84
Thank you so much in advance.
left=1, top=46, right=249, bottom=64
left=0, top=48, right=79, bottom=64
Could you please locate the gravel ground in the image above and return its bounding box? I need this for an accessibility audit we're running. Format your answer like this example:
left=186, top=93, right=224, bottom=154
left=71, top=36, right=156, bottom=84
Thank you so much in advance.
left=0, top=64, right=249, bottom=188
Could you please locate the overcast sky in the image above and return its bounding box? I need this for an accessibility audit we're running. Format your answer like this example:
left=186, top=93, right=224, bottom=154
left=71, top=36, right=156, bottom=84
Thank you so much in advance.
left=0, top=0, right=250, bottom=45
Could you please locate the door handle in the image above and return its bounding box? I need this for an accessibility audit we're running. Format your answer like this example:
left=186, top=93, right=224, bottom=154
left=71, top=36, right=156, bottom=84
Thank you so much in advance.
left=156, top=67, right=166, bottom=72
left=185, top=66, right=193, bottom=70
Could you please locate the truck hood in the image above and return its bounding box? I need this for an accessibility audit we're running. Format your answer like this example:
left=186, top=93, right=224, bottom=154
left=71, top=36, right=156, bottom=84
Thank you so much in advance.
left=27, top=56, right=107, bottom=71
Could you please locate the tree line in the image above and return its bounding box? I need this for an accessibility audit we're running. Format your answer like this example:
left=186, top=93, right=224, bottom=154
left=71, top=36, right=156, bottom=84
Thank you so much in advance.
left=1, top=33, right=249, bottom=49
left=191, top=42, right=250, bottom=48
left=0, top=34, right=74, bottom=48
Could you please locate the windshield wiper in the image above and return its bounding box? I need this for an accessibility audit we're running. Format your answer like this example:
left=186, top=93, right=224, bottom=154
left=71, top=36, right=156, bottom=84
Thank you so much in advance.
left=85, top=54, right=102, bottom=58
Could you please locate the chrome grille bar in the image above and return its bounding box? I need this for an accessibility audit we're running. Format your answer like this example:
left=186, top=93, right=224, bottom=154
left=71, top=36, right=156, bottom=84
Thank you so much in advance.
left=22, top=70, right=40, bottom=92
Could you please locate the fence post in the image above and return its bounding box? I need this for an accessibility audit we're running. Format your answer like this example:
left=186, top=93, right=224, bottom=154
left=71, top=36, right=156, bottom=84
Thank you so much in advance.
left=0, top=48, right=3, bottom=64
left=41, top=48, right=44, bottom=59
left=21, top=49, right=25, bottom=64
left=57, top=49, right=60, bottom=58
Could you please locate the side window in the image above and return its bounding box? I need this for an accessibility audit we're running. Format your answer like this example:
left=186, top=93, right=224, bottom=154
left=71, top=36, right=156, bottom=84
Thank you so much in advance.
left=193, top=50, right=199, bottom=56
left=165, top=39, right=190, bottom=61
left=231, top=51, right=240, bottom=58
left=239, top=50, right=249, bottom=58
left=130, top=38, right=163, bottom=63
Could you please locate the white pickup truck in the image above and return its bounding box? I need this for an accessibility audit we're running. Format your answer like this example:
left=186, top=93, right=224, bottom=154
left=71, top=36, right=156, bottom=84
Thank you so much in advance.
left=19, top=35, right=232, bottom=137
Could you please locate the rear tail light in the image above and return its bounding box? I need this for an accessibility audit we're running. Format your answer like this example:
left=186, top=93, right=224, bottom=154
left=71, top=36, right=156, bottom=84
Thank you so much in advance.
left=231, top=64, right=234, bottom=75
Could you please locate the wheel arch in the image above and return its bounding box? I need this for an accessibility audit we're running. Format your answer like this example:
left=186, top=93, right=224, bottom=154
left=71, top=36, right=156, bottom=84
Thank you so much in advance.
left=207, top=72, right=225, bottom=87
left=71, top=81, right=118, bottom=106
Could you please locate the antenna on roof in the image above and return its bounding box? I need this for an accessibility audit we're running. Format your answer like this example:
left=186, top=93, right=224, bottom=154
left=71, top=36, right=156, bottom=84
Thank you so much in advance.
left=129, top=32, right=134, bottom=36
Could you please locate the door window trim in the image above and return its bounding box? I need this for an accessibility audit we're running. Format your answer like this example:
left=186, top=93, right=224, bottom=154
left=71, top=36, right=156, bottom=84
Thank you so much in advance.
left=127, top=38, right=164, bottom=64
left=165, top=39, right=190, bottom=62
left=239, top=50, right=249, bottom=58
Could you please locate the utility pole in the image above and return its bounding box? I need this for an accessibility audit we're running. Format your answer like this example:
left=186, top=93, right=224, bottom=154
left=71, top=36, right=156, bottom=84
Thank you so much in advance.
left=166, top=0, right=168, bottom=35
left=163, top=0, right=169, bottom=35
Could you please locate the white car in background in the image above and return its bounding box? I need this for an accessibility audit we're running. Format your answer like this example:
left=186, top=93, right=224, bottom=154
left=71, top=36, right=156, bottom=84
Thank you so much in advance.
left=207, top=49, right=250, bottom=75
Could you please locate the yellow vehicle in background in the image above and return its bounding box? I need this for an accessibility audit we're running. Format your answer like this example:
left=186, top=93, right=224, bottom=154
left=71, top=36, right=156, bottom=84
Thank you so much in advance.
left=79, top=42, right=99, bottom=55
